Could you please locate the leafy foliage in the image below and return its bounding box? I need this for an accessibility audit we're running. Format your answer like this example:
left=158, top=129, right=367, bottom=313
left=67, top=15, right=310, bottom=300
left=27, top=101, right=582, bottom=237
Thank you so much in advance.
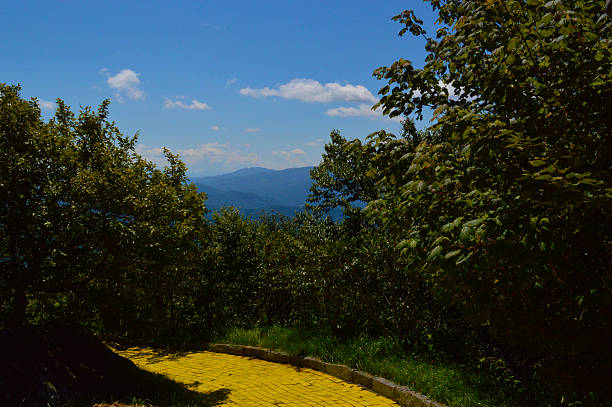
left=0, top=84, right=206, bottom=334
left=308, top=130, right=377, bottom=214
left=366, top=0, right=612, bottom=403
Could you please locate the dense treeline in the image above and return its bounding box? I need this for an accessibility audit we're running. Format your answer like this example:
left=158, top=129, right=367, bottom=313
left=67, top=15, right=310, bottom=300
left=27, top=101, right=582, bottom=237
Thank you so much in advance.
left=0, top=84, right=205, bottom=335
left=1, top=1, right=610, bottom=405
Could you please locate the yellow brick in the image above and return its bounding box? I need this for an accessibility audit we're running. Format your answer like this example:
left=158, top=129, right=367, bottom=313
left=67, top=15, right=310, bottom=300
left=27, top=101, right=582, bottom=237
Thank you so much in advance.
left=113, top=346, right=400, bottom=406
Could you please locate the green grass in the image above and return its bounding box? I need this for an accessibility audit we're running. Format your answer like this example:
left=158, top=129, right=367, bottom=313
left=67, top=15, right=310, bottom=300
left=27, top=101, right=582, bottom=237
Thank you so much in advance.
left=217, top=326, right=521, bottom=407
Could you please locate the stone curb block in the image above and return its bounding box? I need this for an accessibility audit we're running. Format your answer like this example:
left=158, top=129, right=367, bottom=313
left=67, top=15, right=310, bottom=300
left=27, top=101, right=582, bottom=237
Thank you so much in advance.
left=207, top=343, right=225, bottom=353
left=262, top=350, right=292, bottom=365
left=208, top=343, right=243, bottom=356
left=325, top=362, right=353, bottom=382
left=372, top=376, right=397, bottom=399
left=241, top=345, right=268, bottom=359
left=395, top=386, right=444, bottom=407
left=208, top=343, right=447, bottom=407
left=302, top=356, right=326, bottom=372
left=351, top=369, right=374, bottom=388
left=288, top=354, right=305, bottom=367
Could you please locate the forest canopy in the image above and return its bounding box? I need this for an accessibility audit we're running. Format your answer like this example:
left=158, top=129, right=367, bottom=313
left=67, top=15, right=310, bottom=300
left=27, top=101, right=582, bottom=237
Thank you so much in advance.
left=0, top=83, right=206, bottom=330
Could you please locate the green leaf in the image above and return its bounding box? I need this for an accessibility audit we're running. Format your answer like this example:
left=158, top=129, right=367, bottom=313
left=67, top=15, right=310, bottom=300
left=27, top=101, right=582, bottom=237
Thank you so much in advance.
left=456, top=252, right=473, bottom=265
left=507, top=37, right=520, bottom=51
left=459, top=226, right=474, bottom=242
left=540, top=13, right=554, bottom=26
left=463, top=219, right=483, bottom=228
left=529, top=159, right=546, bottom=167
left=445, top=249, right=461, bottom=259
left=428, top=245, right=443, bottom=260
left=596, top=14, right=608, bottom=25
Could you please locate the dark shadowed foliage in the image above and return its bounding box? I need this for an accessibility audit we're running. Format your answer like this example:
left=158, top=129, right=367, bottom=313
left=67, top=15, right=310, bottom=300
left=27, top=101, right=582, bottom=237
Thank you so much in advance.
left=0, top=323, right=229, bottom=406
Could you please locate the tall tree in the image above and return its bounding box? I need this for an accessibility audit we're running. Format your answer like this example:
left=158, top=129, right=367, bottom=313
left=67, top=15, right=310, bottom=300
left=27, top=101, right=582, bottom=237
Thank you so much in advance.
left=368, top=0, right=611, bottom=401
left=0, top=84, right=206, bottom=328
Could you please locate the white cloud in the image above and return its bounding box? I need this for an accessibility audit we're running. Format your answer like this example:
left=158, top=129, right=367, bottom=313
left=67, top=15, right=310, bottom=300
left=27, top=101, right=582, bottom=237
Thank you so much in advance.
left=226, top=77, right=238, bottom=86
left=240, top=78, right=377, bottom=103
left=272, top=148, right=307, bottom=167
left=440, top=81, right=459, bottom=100
left=273, top=148, right=305, bottom=158
left=136, top=142, right=258, bottom=172
left=106, top=69, right=144, bottom=100
left=245, top=128, right=261, bottom=133
left=179, top=143, right=256, bottom=167
left=305, top=138, right=324, bottom=147
left=136, top=142, right=320, bottom=174
left=134, top=144, right=166, bottom=168
left=412, top=81, right=469, bottom=101
left=38, top=99, right=56, bottom=111
left=326, top=104, right=402, bottom=122
left=211, top=125, right=220, bottom=131
left=163, top=98, right=212, bottom=110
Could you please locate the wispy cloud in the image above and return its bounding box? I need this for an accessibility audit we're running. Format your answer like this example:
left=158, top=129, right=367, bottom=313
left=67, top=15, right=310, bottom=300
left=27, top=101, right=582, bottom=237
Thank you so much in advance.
left=211, top=125, right=220, bottom=131
left=104, top=68, right=144, bottom=101
left=240, top=78, right=377, bottom=103
left=179, top=143, right=256, bottom=167
left=163, top=98, right=212, bottom=110
left=38, top=99, right=56, bottom=111
left=135, top=144, right=166, bottom=167
left=245, top=128, right=261, bottom=133
left=226, top=77, right=238, bottom=86
left=273, top=148, right=306, bottom=159
left=136, top=142, right=258, bottom=172
left=305, top=138, right=324, bottom=147
left=326, top=104, right=402, bottom=122
left=272, top=148, right=307, bottom=167
left=136, top=142, right=319, bottom=174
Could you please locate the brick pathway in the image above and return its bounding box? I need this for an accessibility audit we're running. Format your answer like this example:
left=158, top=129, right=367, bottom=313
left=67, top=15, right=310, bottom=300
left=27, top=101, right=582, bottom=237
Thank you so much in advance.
left=116, top=347, right=399, bottom=406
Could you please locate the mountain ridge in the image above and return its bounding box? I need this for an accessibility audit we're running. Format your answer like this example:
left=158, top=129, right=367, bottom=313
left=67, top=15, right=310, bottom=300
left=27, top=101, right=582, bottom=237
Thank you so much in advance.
left=192, top=166, right=314, bottom=209
left=191, top=166, right=314, bottom=217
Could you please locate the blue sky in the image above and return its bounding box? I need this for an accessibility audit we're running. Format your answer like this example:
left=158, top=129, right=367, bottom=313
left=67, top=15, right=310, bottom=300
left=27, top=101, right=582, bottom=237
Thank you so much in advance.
left=1, top=1, right=438, bottom=175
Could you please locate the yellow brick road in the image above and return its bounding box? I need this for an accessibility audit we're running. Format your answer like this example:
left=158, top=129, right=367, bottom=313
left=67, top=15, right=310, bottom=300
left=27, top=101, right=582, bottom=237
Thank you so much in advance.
left=116, top=347, right=399, bottom=406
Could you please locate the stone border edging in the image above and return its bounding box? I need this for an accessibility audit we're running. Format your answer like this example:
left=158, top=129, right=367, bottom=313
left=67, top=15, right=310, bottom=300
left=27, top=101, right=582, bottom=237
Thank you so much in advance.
left=208, top=343, right=446, bottom=407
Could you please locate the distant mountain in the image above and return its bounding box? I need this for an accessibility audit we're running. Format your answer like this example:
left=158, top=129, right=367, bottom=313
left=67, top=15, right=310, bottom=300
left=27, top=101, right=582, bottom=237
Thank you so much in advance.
left=192, top=166, right=314, bottom=208
left=197, top=184, right=280, bottom=209
left=192, top=167, right=314, bottom=217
